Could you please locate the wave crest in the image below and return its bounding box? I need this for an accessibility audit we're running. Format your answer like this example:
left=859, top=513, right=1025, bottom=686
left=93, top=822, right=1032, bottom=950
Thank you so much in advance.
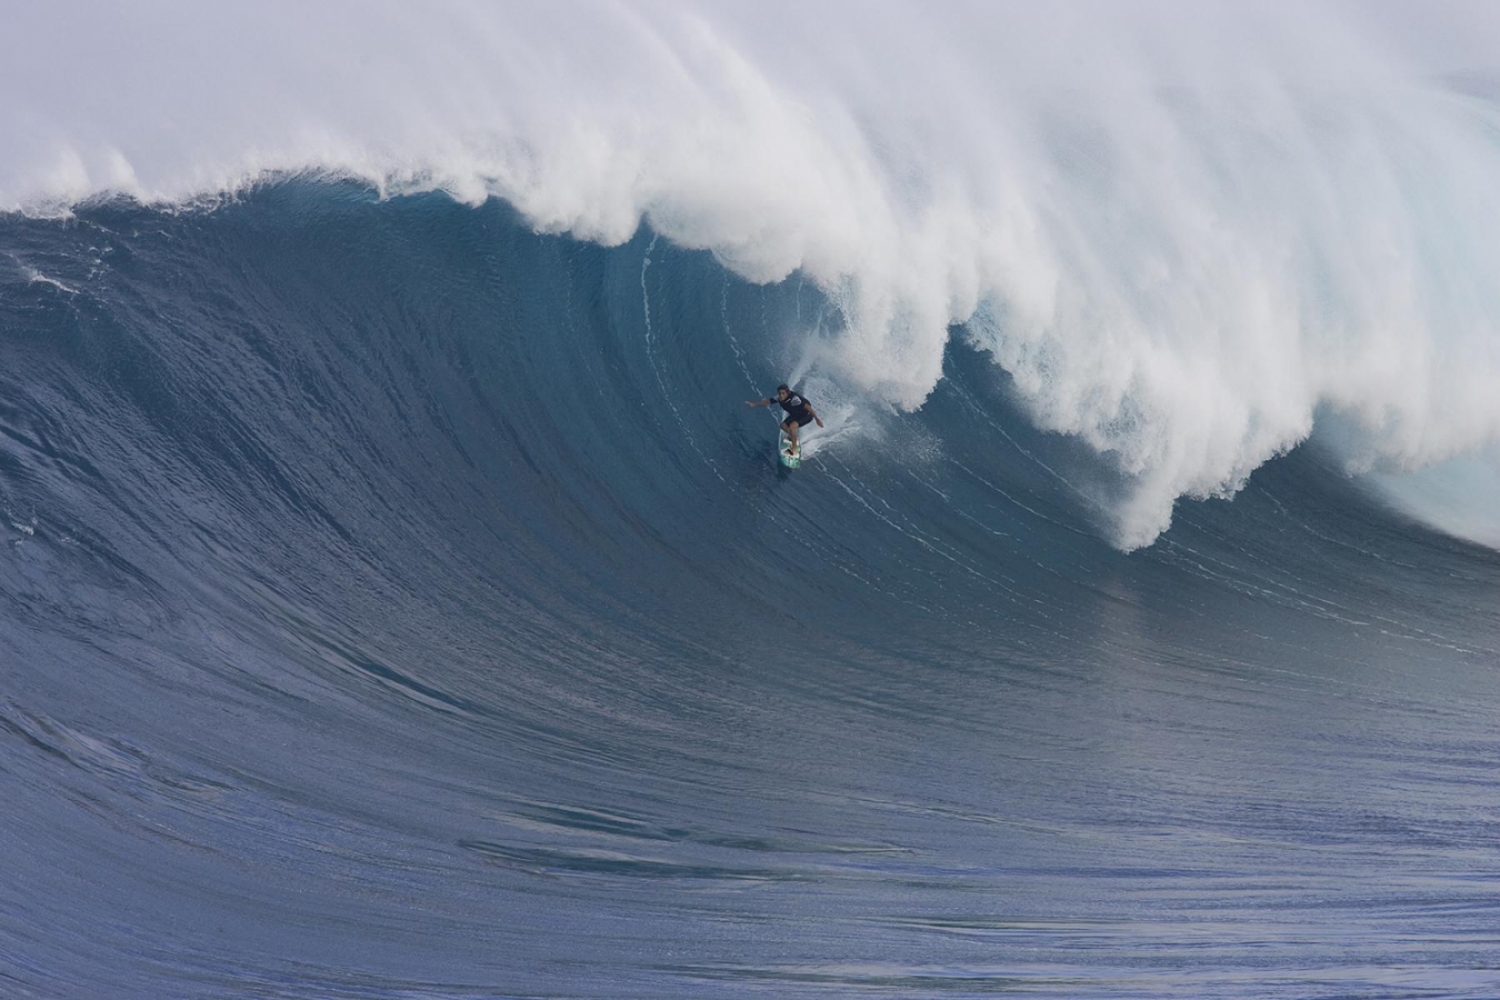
left=9, top=1, right=1500, bottom=547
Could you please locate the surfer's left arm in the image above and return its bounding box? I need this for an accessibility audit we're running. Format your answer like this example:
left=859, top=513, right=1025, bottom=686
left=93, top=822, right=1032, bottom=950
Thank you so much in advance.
left=810, top=406, right=824, bottom=428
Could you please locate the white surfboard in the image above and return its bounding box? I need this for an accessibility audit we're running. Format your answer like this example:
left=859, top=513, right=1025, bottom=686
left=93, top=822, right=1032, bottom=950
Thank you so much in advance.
left=778, top=430, right=801, bottom=469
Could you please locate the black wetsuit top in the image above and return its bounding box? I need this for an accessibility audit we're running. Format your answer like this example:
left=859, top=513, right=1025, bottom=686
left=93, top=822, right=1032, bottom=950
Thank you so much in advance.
left=771, top=392, right=814, bottom=426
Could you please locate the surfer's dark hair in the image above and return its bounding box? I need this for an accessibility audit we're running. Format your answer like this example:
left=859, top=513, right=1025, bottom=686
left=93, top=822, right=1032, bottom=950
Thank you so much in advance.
left=776, top=383, right=790, bottom=393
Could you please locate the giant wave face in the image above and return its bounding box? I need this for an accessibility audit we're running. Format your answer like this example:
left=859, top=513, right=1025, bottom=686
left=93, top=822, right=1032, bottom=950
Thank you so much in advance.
left=5, top=176, right=1498, bottom=999
left=5, top=8, right=1500, bottom=998
left=6, top=1, right=1500, bottom=548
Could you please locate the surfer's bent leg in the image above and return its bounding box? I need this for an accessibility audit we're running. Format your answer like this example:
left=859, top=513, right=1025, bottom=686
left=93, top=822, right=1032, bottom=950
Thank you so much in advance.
left=785, top=420, right=800, bottom=454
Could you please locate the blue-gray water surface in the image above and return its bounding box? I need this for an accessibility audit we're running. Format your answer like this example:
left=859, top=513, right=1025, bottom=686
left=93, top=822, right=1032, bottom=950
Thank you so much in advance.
left=2, top=186, right=1498, bottom=999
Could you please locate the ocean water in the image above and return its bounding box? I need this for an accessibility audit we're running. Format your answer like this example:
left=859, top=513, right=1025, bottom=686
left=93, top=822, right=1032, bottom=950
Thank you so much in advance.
left=4, top=5, right=1500, bottom=999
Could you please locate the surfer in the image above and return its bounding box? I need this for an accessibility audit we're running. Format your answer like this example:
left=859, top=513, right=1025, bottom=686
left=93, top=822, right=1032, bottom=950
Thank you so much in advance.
left=746, top=384, right=823, bottom=456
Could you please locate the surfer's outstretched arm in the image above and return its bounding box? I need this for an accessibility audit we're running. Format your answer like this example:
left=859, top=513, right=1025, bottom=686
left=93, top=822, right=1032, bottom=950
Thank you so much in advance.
left=745, top=398, right=770, bottom=408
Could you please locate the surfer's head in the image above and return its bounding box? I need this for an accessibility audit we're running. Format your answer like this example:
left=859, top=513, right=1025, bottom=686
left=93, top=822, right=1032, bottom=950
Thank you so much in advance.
left=776, top=384, right=790, bottom=399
